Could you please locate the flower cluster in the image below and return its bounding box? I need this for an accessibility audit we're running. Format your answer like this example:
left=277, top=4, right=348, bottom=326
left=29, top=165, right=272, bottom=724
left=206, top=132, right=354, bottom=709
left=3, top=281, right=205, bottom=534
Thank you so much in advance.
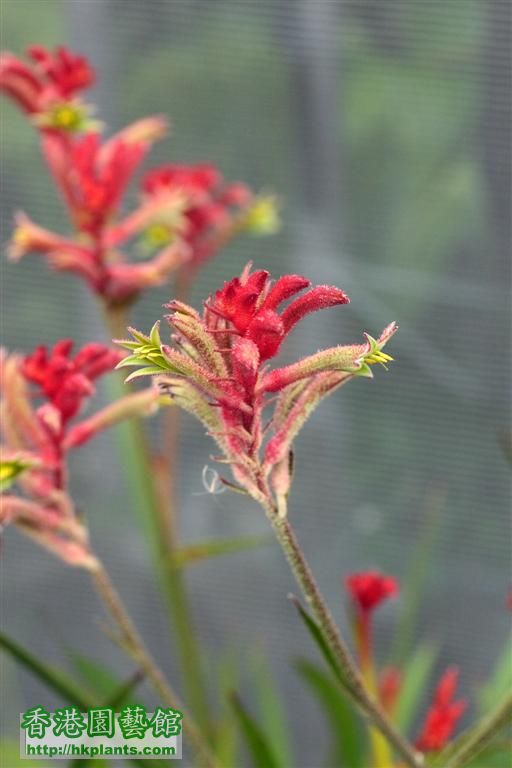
left=140, top=164, right=278, bottom=272
left=0, top=44, right=95, bottom=129
left=0, top=341, right=158, bottom=568
left=416, top=667, right=467, bottom=752
left=2, top=45, right=277, bottom=306
left=117, top=264, right=396, bottom=511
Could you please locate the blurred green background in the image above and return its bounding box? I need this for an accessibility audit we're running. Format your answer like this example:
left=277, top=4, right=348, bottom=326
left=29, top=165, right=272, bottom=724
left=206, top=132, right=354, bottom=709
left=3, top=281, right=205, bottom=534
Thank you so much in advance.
left=1, top=1, right=510, bottom=765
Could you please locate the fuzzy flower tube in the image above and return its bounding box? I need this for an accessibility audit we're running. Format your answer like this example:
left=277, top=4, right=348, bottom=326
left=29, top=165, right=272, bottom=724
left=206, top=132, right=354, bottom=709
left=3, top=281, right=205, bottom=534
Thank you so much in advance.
left=117, top=263, right=396, bottom=513
left=115, top=264, right=427, bottom=768
left=0, top=341, right=159, bottom=568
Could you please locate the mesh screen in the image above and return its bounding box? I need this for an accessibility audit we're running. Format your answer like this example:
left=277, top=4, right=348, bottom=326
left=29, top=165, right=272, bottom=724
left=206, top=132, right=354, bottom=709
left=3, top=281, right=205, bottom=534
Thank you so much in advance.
left=1, top=1, right=511, bottom=764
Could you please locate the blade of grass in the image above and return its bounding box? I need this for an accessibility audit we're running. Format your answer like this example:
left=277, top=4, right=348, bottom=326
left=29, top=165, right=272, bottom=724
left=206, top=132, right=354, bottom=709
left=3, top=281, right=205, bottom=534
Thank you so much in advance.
left=395, top=644, right=438, bottom=734
left=229, top=692, right=282, bottom=768
left=0, top=632, right=91, bottom=709
left=250, top=651, right=293, bottom=768
left=391, top=486, right=445, bottom=664
left=295, top=658, right=365, bottom=768
left=289, top=594, right=361, bottom=705
left=171, top=534, right=272, bottom=567
left=68, top=652, right=127, bottom=700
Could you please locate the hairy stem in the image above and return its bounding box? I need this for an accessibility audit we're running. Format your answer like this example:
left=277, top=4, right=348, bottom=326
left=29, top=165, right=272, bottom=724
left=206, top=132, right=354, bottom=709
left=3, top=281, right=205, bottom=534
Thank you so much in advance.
left=266, top=507, right=424, bottom=768
left=90, top=563, right=219, bottom=768
left=443, top=693, right=512, bottom=768
left=103, top=303, right=210, bottom=732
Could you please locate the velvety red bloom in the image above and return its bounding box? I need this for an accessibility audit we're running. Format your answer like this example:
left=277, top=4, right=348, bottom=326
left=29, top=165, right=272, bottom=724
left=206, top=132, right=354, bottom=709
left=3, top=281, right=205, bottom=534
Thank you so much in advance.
left=142, top=163, right=253, bottom=269
left=22, top=340, right=122, bottom=424
left=208, top=266, right=349, bottom=361
left=346, top=571, right=399, bottom=614
left=416, top=667, right=467, bottom=752
left=0, top=45, right=94, bottom=114
left=119, top=264, right=396, bottom=506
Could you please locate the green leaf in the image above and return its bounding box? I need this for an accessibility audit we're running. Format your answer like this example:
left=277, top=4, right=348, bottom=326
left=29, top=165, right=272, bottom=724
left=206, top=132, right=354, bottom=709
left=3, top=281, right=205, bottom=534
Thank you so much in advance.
left=0, top=457, right=36, bottom=492
left=391, top=489, right=444, bottom=664
left=295, top=658, right=365, bottom=768
left=124, top=366, right=168, bottom=382
left=289, top=595, right=361, bottom=705
left=106, top=669, right=145, bottom=709
left=171, top=535, right=272, bottom=567
left=2, top=635, right=152, bottom=768
left=213, top=653, right=241, bottom=768
left=0, top=632, right=91, bottom=708
left=395, top=644, right=438, bottom=734
left=479, top=637, right=512, bottom=713
left=68, top=653, right=124, bottom=700
left=68, top=652, right=144, bottom=709
left=229, top=693, right=282, bottom=768
left=250, top=652, right=293, bottom=768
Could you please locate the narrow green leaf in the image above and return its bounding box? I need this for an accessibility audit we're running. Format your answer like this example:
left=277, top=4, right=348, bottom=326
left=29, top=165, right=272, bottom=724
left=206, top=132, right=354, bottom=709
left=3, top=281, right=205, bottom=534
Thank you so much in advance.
left=2, top=636, right=152, bottom=768
left=214, top=653, right=241, bottom=768
left=230, top=693, right=282, bottom=768
left=171, top=535, right=272, bottom=567
left=124, top=366, right=168, bottom=382
left=479, top=637, right=512, bottom=714
left=68, top=653, right=123, bottom=700
left=250, top=652, right=293, bottom=768
left=116, top=354, right=146, bottom=368
left=295, top=658, right=364, bottom=768
left=106, top=669, right=145, bottom=709
left=391, top=489, right=444, bottom=664
left=0, top=457, right=36, bottom=491
left=0, top=632, right=91, bottom=709
left=289, top=595, right=361, bottom=704
left=395, top=644, right=438, bottom=734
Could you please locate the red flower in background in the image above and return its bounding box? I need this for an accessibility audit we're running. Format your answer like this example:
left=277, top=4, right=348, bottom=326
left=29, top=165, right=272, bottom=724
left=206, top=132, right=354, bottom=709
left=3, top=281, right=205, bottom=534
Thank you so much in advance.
left=0, top=45, right=94, bottom=121
left=346, top=570, right=399, bottom=614
left=141, top=163, right=255, bottom=271
left=416, top=667, right=467, bottom=752
left=0, top=341, right=157, bottom=568
left=3, top=43, right=278, bottom=306
left=22, top=340, right=122, bottom=424
left=8, top=118, right=192, bottom=305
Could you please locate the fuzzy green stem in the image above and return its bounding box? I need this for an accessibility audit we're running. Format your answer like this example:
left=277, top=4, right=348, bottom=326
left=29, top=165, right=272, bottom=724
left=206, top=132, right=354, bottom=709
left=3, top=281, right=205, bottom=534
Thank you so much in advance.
left=443, top=694, right=512, bottom=768
left=267, top=507, right=423, bottom=768
left=104, top=304, right=210, bottom=733
left=90, top=563, right=219, bottom=768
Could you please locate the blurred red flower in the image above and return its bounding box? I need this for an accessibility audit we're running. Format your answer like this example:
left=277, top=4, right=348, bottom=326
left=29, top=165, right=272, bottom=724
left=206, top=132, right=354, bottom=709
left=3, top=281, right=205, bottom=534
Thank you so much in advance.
left=345, top=570, right=399, bottom=614
left=416, top=667, right=467, bottom=752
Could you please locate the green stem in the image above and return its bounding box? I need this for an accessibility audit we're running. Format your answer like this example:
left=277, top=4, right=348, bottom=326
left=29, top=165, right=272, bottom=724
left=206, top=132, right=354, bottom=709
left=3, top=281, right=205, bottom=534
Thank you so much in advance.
left=443, top=694, right=512, bottom=768
left=91, top=563, right=219, bottom=768
left=266, top=506, right=423, bottom=768
left=104, top=304, right=210, bottom=734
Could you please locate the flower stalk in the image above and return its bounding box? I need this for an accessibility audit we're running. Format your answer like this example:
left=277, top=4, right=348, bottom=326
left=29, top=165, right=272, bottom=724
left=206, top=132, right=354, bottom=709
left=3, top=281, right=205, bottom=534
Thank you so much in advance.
left=266, top=504, right=424, bottom=768
left=442, top=693, right=512, bottom=768
left=90, top=561, right=219, bottom=768
left=103, top=303, right=210, bottom=733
